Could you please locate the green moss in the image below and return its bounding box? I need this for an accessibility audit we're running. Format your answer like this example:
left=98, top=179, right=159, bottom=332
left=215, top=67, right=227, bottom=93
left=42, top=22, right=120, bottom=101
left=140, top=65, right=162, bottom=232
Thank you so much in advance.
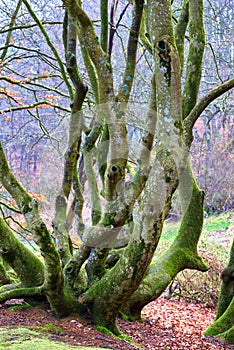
left=8, top=304, right=32, bottom=311
left=118, top=332, right=142, bottom=348
left=218, top=326, right=234, bottom=344
left=0, top=327, right=106, bottom=349
left=96, top=326, right=142, bottom=349
left=102, top=211, right=116, bottom=226
left=174, top=120, right=184, bottom=136
left=95, top=325, right=115, bottom=336
left=33, top=323, right=64, bottom=333
left=165, top=176, right=171, bottom=183
left=119, top=311, right=130, bottom=320
left=132, top=238, right=146, bottom=279
left=91, top=209, right=101, bottom=226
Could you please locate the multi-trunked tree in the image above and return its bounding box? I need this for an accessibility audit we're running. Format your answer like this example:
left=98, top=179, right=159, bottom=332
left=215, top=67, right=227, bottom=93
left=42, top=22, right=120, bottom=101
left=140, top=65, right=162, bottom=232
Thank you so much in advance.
left=0, top=0, right=233, bottom=341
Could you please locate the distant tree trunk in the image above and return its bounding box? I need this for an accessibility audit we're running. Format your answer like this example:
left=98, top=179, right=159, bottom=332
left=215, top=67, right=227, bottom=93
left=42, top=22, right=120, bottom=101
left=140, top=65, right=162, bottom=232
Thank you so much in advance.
left=205, top=239, right=234, bottom=344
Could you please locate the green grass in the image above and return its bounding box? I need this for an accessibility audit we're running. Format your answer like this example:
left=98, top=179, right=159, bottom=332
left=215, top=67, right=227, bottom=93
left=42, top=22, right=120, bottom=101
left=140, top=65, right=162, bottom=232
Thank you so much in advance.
left=29, top=323, right=65, bottom=334
left=0, top=327, right=108, bottom=350
left=155, top=211, right=233, bottom=261
left=203, top=212, right=231, bottom=232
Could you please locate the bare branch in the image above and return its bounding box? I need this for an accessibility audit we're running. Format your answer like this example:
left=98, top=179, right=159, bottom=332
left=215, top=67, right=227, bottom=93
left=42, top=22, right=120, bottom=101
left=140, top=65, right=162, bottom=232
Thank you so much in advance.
left=22, top=0, right=73, bottom=98
left=0, top=0, right=22, bottom=61
left=0, top=75, right=69, bottom=98
left=108, top=2, right=130, bottom=57
left=117, top=0, right=144, bottom=102
left=0, top=21, right=62, bottom=35
left=174, top=0, right=189, bottom=72
left=100, top=0, right=108, bottom=53
left=206, top=42, right=224, bottom=83
left=184, top=78, right=234, bottom=145
left=0, top=100, right=70, bottom=114
left=0, top=200, right=21, bottom=213
left=182, top=0, right=205, bottom=118
left=62, top=0, right=113, bottom=102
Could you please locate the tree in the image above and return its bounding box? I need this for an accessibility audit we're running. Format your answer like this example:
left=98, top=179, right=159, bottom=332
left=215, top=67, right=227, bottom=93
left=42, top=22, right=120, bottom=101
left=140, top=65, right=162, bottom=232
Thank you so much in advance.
left=205, top=238, right=234, bottom=343
left=0, top=0, right=233, bottom=339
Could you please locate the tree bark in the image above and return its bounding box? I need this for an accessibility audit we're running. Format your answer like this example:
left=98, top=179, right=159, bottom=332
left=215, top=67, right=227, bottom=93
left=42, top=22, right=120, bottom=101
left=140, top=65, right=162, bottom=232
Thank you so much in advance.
left=122, top=161, right=208, bottom=319
left=0, top=142, right=78, bottom=316
left=205, top=239, right=234, bottom=343
left=0, top=218, right=45, bottom=288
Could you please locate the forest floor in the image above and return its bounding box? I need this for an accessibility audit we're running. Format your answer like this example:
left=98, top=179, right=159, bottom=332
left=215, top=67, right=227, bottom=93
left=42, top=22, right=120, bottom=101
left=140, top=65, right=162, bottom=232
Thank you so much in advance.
left=0, top=296, right=233, bottom=350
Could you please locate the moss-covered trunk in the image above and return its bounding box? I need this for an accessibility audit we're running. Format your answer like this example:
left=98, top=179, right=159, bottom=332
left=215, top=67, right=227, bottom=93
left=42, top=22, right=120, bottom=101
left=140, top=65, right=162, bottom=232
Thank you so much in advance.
left=122, top=171, right=208, bottom=319
left=77, top=0, right=185, bottom=333
left=205, top=239, right=234, bottom=344
left=2, top=0, right=234, bottom=339
left=0, top=142, right=78, bottom=315
left=0, top=217, right=45, bottom=288
left=0, top=258, right=12, bottom=286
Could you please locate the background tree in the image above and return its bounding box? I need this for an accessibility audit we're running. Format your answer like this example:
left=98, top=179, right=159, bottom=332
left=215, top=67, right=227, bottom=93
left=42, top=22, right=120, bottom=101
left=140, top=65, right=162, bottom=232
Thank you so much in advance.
left=0, top=0, right=233, bottom=340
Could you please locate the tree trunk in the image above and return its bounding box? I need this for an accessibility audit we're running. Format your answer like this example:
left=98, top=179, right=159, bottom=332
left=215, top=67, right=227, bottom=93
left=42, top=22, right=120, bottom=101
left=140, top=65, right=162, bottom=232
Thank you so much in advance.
left=205, top=239, right=234, bottom=344
left=0, top=142, right=78, bottom=316
left=0, top=217, right=45, bottom=288
left=122, top=164, right=208, bottom=320
left=0, top=258, right=12, bottom=286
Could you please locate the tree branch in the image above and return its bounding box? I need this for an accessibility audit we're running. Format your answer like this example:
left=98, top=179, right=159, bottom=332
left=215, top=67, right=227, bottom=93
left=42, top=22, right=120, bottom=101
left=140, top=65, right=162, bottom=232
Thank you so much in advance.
left=62, top=0, right=114, bottom=102
left=0, top=285, right=44, bottom=304
left=139, top=7, right=152, bottom=55
left=22, top=0, right=73, bottom=98
left=100, top=0, right=109, bottom=53
left=0, top=75, right=69, bottom=98
left=0, top=0, right=22, bottom=61
left=108, top=1, right=130, bottom=57
left=174, top=0, right=189, bottom=72
left=0, top=217, right=45, bottom=287
left=0, top=21, right=62, bottom=35
left=0, top=101, right=70, bottom=114
left=0, top=200, right=21, bottom=213
left=184, top=78, right=234, bottom=145
left=117, top=0, right=144, bottom=102
left=0, top=142, right=64, bottom=297
left=182, top=0, right=205, bottom=118
left=53, top=16, right=87, bottom=265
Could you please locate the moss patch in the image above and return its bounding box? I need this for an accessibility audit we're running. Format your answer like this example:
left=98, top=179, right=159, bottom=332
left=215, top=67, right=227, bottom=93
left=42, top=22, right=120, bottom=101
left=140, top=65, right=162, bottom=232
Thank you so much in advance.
left=8, top=304, right=32, bottom=311
left=30, top=323, right=64, bottom=333
left=0, top=327, right=107, bottom=349
left=95, top=325, right=115, bottom=336
left=96, top=325, right=142, bottom=348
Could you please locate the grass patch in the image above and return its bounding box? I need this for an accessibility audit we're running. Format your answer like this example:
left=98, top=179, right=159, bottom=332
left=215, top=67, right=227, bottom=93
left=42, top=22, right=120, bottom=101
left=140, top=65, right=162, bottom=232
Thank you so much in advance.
left=203, top=212, right=231, bottom=233
left=156, top=211, right=233, bottom=260
left=29, top=323, right=64, bottom=334
left=158, top=211, right=233, bottom=305
left=0, top=326, right=108, bottom=350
